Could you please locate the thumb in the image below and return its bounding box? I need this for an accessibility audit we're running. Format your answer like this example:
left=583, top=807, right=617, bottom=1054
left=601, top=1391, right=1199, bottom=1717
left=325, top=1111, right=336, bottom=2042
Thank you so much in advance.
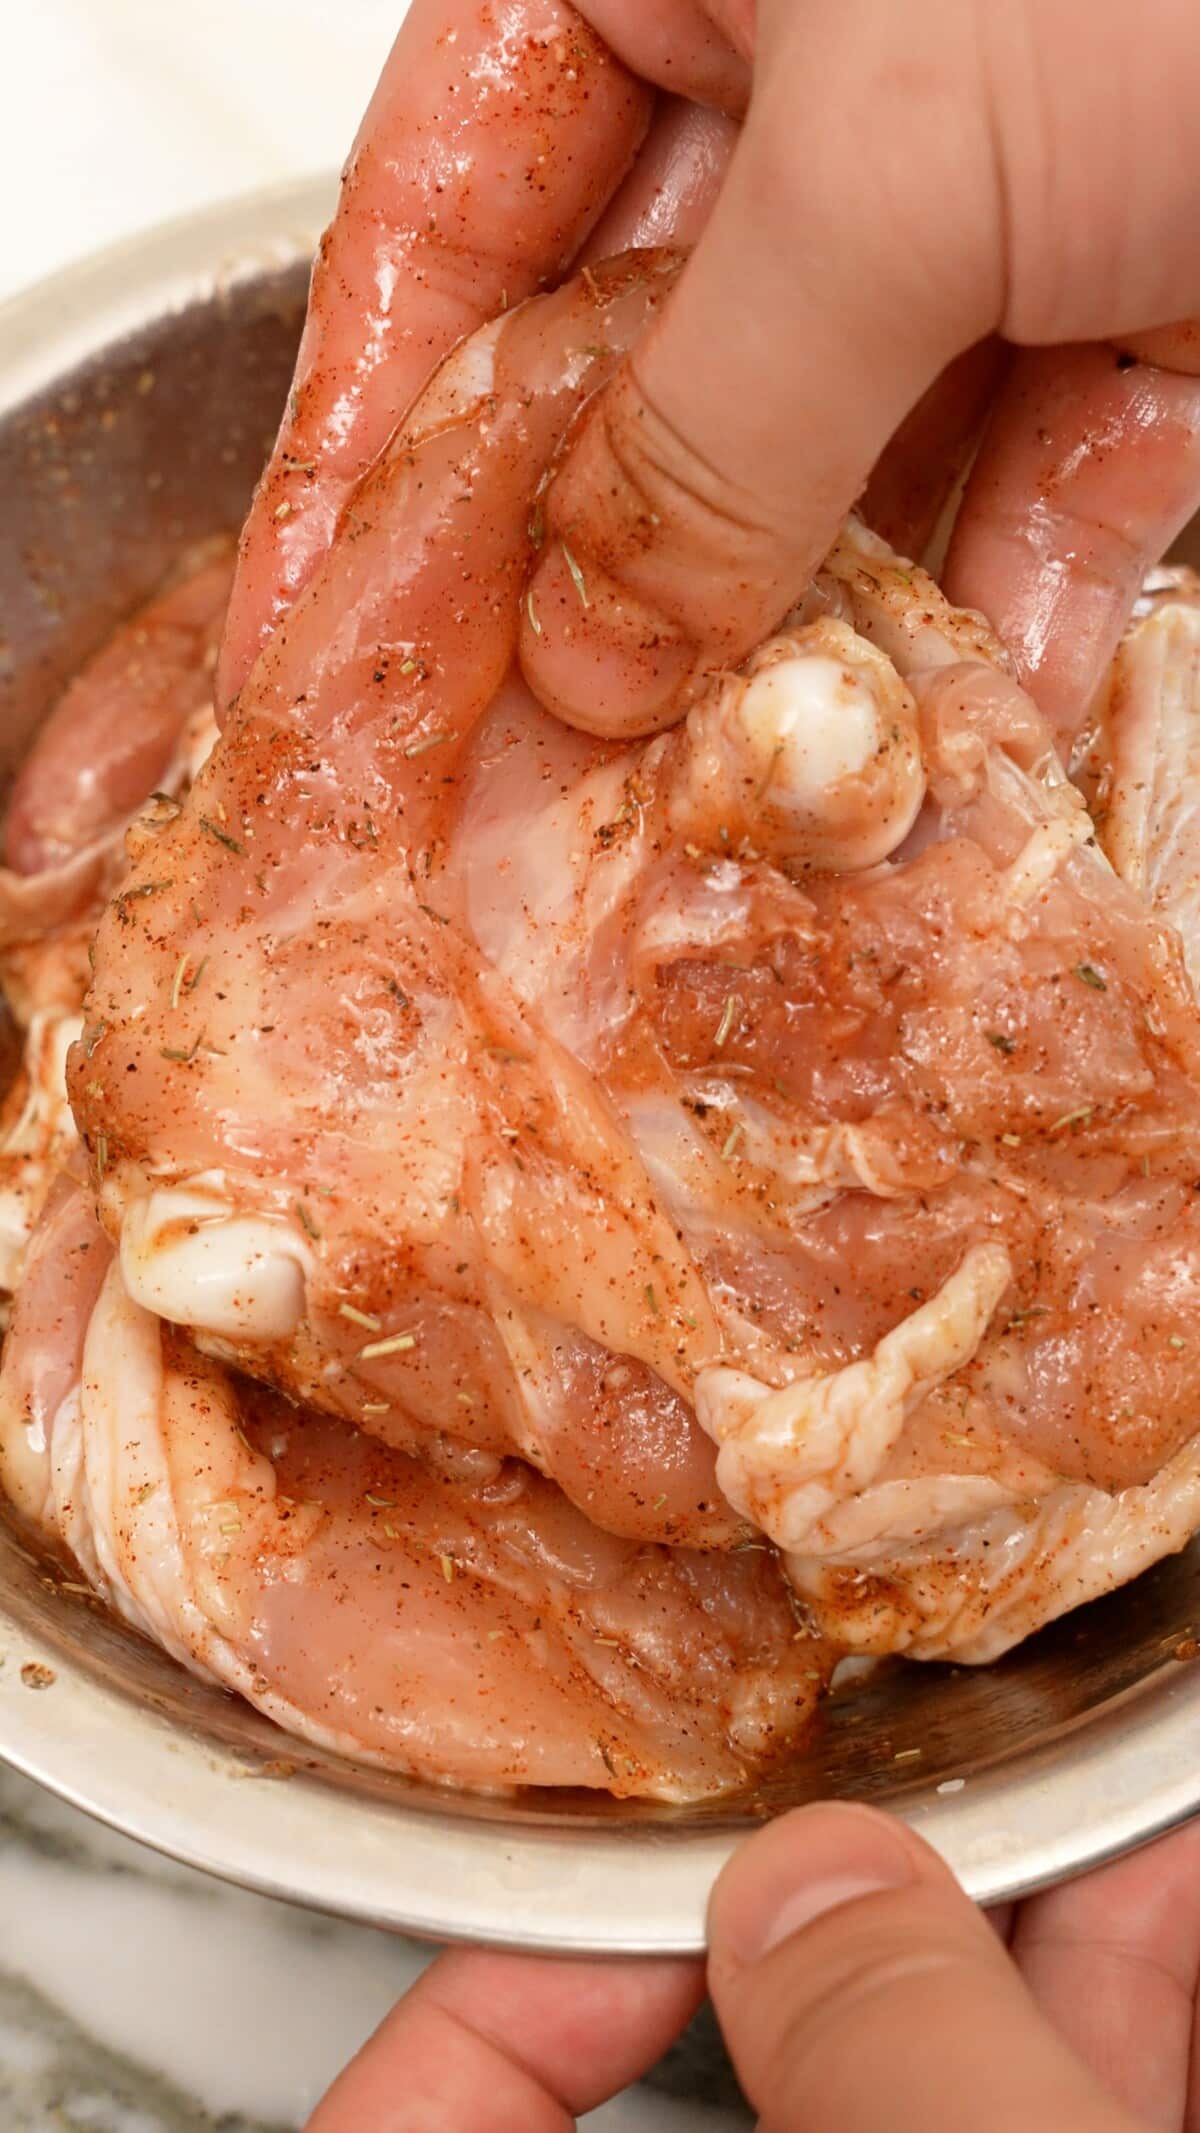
left=707, top=1804, right=1141, bottom=2133
left=518, top=0, right=999, bottom=736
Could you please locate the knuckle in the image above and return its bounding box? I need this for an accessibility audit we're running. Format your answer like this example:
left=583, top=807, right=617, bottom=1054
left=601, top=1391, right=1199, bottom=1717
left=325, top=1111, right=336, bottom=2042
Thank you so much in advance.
left=549, top=366, right=782, bottom=623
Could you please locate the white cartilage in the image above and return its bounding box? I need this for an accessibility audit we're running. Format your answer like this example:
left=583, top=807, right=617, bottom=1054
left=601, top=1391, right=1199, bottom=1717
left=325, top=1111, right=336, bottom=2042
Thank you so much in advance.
left=675, top=620, right=925, bottom=871
left=747, top=654, right=880, bottom=780
left=120, top=1185, right=312, bottom=1340
left=695, top=1242, right=1012, bottom=1552
left=790, top=1434, right=1200, bottom=1664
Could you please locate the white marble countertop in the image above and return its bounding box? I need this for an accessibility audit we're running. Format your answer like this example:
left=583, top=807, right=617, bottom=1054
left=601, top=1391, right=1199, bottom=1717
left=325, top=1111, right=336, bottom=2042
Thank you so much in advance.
left=0, top=7, right=748, bottom=2127
left=0, top=1767, right=744, bottom=2131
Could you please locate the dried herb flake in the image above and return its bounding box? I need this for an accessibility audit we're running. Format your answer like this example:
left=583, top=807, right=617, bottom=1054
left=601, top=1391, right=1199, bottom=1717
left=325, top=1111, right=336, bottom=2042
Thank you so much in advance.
left=339, top=1302, right=382, bottom=1333
left=359, top=1330, right=417, bottom=1360
left=200, top=816, right=246, bottom=857
left=561, top=543, right=590, bottom=609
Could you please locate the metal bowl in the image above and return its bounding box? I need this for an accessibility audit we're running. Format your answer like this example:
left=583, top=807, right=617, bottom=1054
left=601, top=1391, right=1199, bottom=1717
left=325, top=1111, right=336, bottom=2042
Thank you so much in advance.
left=1, top=179, right=1199, bottom=1956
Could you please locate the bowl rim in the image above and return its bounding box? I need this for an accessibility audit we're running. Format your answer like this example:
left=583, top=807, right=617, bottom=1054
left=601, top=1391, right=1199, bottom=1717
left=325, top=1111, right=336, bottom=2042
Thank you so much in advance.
left=2, top=178, right=1199, bottom=1954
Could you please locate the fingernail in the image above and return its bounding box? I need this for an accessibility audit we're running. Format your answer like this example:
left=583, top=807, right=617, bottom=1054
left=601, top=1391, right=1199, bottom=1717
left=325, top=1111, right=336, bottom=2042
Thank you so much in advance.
left=715, top=1805, right=919, bottom=1968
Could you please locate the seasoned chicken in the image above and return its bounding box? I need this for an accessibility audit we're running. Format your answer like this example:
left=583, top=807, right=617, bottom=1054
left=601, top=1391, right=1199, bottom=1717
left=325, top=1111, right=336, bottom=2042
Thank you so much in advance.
left=72, top=255, right=742, bottom=1549
left=1090, top=565, right=1200, bottom=989
left=60, top=250, right=1200, bottom=1671
left=700, top=535, right=1200, bottom=1659
left=4, top=547, right=231, bottom=878
left=0, top=1181, right=826, bottom=1798
left=0, top=557, right=225, bottom=1300
left=0, top=514, right=828, bottom=1801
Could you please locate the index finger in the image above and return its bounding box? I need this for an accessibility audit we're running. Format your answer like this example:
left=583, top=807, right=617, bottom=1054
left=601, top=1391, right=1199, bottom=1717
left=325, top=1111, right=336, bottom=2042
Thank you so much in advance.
left=218, top=0, right=652, bottom=711
left=303, top=1947, right=703, bottom=2131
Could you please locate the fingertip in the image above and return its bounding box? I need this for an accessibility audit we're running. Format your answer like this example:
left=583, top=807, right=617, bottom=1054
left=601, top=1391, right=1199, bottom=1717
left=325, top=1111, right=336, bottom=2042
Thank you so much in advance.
left=518, top=341, right=814, bottom=738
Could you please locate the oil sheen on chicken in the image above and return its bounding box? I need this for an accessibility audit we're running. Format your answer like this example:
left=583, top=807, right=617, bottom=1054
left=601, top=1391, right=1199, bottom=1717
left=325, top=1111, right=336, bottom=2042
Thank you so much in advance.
left=52, top=249, right=1200, bottom=1694
left=0, top=529, right=824, bottom=1801
left=0, top=1181, right=822, bottom=1799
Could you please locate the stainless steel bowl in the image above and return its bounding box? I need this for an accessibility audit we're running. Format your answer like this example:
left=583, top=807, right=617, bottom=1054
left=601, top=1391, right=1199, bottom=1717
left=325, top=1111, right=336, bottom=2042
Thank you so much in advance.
left=1, top=179, right=1199, bottom=1956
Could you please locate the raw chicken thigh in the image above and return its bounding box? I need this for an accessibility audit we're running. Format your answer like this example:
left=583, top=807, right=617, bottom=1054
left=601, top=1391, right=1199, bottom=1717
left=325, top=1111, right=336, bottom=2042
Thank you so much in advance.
left=4, top=549, right=231, bottom=878
left=2, top=1178, right=819, bottom=1799
left=0, top=558, right=229, bottom=1300
left=4, top=117, right=1200, bottom=1789
left=62, top=250, right=1200, bottom=1692
left=74, top=256, right=738, bottom=1552
left=0, top=536, right=823, bottom=1801
left=701, top=539, right=1200, bottom=1661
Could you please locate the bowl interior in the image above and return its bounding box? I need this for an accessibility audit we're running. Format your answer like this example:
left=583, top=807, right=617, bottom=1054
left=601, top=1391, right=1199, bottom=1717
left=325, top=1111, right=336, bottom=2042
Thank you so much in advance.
left=1, top=186, right=1199, bottom=1952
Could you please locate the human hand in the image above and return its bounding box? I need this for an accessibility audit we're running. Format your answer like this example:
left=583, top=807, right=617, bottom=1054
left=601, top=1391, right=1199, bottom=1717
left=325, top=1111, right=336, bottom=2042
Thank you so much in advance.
left=304, top=1806, right=1200, bottom=2131
left=528, top=0, right=1200, bottom=745
left=229, top=23, right=1200, bottom=2113
left=220, top=0, right=1200, bottom=750
left=705, top=1804, right=1200, bottom=2133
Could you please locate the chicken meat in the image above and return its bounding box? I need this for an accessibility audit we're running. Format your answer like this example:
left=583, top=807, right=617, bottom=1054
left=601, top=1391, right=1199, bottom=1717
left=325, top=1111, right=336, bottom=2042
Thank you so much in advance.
left=0, top=1179, right=826, bottom=1798
left=0, top=501, right=826, bottom=1800
left=58, top=256, right=1200, bottom=1679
